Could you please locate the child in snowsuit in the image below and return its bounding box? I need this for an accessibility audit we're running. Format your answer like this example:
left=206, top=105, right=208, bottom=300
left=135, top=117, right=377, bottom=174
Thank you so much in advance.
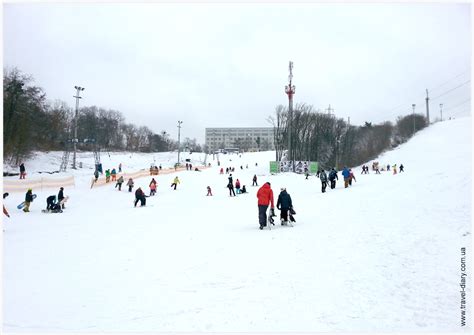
left=127, top=178, right=134, bottom=192
left=235, top=179, right=241, bottom=194
left=277, top=187, right=293, bottom=225
left=149, top=178, right=157, bottom=196
left=349, top=169, right=356, bottom=186
left=134, top=187, right=146, bottom=207
left=171, top=176, right=180, bottom=190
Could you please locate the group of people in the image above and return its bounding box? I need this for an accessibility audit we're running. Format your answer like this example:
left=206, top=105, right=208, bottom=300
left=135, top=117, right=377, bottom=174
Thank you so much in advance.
left=256, top=182, right=294, bottom=230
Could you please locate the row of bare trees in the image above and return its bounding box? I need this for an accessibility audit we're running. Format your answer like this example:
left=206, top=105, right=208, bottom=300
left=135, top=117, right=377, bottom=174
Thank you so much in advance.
left=3, top=68, right=202, bottom=165
left=268, top=103, right=428, bottom=170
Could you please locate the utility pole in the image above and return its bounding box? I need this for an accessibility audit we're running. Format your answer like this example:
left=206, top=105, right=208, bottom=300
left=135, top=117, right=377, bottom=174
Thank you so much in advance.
left=326, top=104, right=334, bottom=116
left=347, top=116, right=350, bottom=125
left=177, top=121, right=183, bottom=165
left=285, top=61, right=295, bottom=167
left=72, top=86, right=85, bottom=169
left=440, top=103, right=443, bottom=121
left=425, top=89, right=430, bottom=124
left=412, top=103, right=416, bottom=134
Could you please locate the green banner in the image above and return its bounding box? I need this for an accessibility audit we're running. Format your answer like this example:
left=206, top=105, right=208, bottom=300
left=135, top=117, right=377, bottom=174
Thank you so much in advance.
left=309, top=162, right=319, bottom=174
left=269, top=161, right=279, bottom=174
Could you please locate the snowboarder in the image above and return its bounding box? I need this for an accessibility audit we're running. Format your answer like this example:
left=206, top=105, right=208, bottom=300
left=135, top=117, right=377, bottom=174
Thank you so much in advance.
left=58, top=187, right=66, bottom=209
left=342, top=167, right=350, bottom=188
left=116, top=176, right=124, bottom=191
left=207, top=186, right=213, bottom=196
left=328, top=168, right=338, bottom=189
left=252, top=174, right=258, bottom=186
left=3, top=193, right=10, bottom=218
left=134, top=187, right=146, bottom=207
left=399, top=164, right=404, bottom=172
left=276, top=187, right=293, bottom=225
left=127, top=178, right=134, bottom=192
left=149, top=178, right=157, bottom=196
left=23, top=189, right=34, bottom=212
left=241, top=185, right=247, bottom=194
left=256, top=182, right=275, bottom=230
left=319, top=169, right=328, bottom=193
left=19, top=163, right=26, bottom=179
left=171, top=176, right=180, bottom=190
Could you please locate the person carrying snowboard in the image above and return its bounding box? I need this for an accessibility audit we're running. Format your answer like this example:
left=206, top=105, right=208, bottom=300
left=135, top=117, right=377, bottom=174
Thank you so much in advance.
left=127, top=178, right=134, bottom=192
left=116, top=175, right=124, bottom=191
left=23, top=189, right=34, bottom=212
left=319, top=169, right=328, bottom=193
left=134, top=187, right=146, bottom=207
left=256, top=182, right=275, bottom=230
left=276, top=187, right=293, bottom=225
left=171, top=176, right=180, bottom=190
left=328, top=168, right=338, bottom=189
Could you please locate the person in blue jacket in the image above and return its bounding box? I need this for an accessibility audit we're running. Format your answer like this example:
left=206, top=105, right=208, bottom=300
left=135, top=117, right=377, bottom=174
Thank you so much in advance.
left=342, top=166, right=350, bottom=188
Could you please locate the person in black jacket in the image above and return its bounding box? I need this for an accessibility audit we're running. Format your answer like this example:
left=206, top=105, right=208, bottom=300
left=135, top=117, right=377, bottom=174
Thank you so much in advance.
left=328, top=168, right=338, bottom=189
left=58, top=187, right=65, bottom=209
left=319, top=169, right=328, bottom=193
left=276, top=187, right=293, bottom=225
left=134, top=187, right=146, bottom=207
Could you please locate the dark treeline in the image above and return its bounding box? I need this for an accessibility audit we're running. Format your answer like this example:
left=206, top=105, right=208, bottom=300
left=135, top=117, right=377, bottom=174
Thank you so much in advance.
left=268, top=103, right=428, bottom=170
left=3, top=68, right=202, bottom=165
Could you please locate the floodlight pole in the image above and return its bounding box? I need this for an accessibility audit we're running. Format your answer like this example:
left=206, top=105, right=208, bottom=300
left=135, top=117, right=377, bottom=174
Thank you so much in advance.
left=285, top=61, right=295, bottom=168
left=72, top=86, right=85, bottom=169
left=177, top=121, right=183, bottom=165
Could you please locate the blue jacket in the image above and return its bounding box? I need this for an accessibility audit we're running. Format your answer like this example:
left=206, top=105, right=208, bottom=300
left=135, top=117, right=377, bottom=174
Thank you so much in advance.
left=342, top=168, right=350, bottom=179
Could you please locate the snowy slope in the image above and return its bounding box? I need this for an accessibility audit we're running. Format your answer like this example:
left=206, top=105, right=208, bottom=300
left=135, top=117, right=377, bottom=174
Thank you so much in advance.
left=2, top=117, right=471, bottom=332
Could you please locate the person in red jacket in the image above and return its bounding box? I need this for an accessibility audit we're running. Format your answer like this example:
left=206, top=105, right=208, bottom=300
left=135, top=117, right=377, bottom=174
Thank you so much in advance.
left=256, top=182, right=275, bottom=230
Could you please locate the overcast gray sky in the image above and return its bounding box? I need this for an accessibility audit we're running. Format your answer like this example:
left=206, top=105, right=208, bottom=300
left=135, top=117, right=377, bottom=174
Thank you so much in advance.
left=3, top=2, right=471, bottom=143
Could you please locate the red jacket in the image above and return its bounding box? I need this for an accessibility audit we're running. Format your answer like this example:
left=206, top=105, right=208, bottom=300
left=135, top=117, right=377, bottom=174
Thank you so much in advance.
left=257, top=183, right=274, bottom=207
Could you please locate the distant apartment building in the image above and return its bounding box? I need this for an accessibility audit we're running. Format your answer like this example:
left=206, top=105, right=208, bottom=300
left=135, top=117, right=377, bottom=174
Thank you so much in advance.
left=205, top=127, right=275, bottom=152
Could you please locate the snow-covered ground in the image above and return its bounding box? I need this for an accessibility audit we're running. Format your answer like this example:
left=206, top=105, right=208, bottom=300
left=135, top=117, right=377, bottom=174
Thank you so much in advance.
left=2, top=117, right=471, bottom=332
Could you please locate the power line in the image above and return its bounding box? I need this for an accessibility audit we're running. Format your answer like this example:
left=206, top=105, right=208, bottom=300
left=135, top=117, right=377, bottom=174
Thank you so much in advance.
left=431, top=80, right=471, bottom=100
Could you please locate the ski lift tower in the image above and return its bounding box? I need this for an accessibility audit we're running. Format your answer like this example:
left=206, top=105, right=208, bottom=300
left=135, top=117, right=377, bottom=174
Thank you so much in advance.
left=285, top=61, right=295, bottom=167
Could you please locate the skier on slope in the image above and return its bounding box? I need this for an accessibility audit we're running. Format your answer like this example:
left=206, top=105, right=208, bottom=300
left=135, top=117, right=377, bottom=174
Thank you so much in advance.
left=319, top=169, right=328, bottom=193
left=328, top=168, right=338, bottom=189
left=276, top=187, right=293, bottom=225
left=256, top=182, right=275, bottom=230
